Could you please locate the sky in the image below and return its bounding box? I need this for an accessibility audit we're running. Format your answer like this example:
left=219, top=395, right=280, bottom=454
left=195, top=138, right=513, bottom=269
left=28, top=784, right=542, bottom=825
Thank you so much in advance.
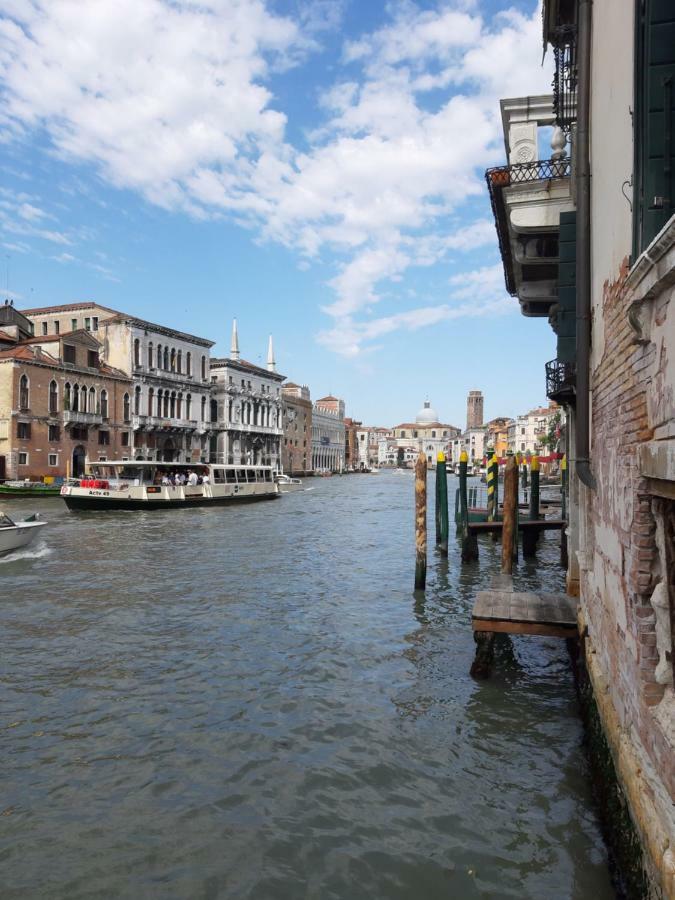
left=0, top=0, right=556, bottom=428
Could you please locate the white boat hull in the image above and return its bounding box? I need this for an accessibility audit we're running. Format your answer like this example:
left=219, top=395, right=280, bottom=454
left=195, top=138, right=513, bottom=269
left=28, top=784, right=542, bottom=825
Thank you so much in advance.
left=0, top=521, right=47, bottom=556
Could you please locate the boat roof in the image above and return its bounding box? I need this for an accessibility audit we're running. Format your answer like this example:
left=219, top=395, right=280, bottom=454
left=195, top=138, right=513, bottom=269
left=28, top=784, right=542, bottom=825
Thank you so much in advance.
left=91, top=460, right=274, bottom=469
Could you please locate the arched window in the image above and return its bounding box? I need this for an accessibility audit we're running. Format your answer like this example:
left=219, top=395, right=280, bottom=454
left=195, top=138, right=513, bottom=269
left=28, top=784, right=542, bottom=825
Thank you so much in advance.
left=163, top=347, right=169, bottom=370
left=210, top=398, right=217, bottom=423
left=134, top=386, right=141, bottom=415
left=133, top=338, right=140, bottom=367
left=186, top=393, right=192, bottom=419
left=186, top=352, right=192, bottom=376
left=81, top=386, right=88, bottom=413
left=123, top=393, right=130, bottom=422
left=170, top=348, right=176, bottom=372
left=148, top=341, right=154, bottom=367
left=177, top=392, right=183, bottom=418
left=201, top=355, right=206, bottom=380
left=64, top=382, right=71, bottom=411
left=201, top=395, right=207, bottom=422
left=163, top=391, right=169, bottom=418
left=72, top=384, right=79, bottom=412
left=431, top=430, right=436, bottom=438
left=49, top=380, right=58, bottom=414
left=19, top=374, right=29, bottom=409
left=157, top=389, right=163, bottom=417
left=157, top=344, right=162, bottom=369
left=170, top=391, right=176, bottom=418
left=148, top=388, right=154, bottom=416
left=177, top=350, right=182, bottom=374
left=99, top=389, right=107, bottom=418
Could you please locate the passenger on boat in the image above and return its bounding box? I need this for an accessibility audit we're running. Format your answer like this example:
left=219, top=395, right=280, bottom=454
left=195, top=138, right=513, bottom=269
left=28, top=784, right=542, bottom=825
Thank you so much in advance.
left=187, top=471, right=199, bottom=486
left=202, top=472, right=210, bottom=485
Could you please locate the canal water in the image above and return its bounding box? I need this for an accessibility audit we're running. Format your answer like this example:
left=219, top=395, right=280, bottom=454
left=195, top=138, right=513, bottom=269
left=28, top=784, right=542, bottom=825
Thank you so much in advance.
left=1, top=472, right=614, bottom=899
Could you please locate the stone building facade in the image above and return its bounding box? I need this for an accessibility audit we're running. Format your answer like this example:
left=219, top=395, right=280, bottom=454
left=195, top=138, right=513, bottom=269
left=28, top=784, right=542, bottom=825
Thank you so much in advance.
left=466, top=390, right=484, bottom=429
left=312, top=396, right=345, bottom=473
left=0, top=306, right=132, bottom=479
left=281, top=383, right=312, bottom=475
left=210, top=323, right=284, bottom=468
left=488, top=1, right=674, bottom=892
left=101, top=314, right=214, bottom=463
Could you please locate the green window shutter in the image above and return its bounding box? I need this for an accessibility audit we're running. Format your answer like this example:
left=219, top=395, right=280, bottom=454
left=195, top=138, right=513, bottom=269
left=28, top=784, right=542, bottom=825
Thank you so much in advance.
left=634, top=0, right=675, bottom=254
left=556, top=211, right=576, bottom=364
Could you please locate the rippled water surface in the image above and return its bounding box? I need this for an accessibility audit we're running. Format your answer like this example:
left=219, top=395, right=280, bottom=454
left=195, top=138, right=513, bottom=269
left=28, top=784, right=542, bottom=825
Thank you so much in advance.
left=1, top=473, right=613, bottom=899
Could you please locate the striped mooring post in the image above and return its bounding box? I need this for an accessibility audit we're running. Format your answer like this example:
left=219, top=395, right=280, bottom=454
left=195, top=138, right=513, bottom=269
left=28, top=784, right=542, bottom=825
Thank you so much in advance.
left=486, top=450, right=496, bottom=521
left=459, top=450, right=478, bottom=562
left=523, top=454, right=540, bottom=558
left=436, top=451, right=449, bottom=557
left=414, top=451, right=427, bottom=590
left=560, top=454, right=568, bottom=568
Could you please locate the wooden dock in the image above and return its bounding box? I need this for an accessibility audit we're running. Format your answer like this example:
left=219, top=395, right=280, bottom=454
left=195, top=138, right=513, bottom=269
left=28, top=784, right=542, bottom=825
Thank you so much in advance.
left=470, top=575, right=578, bottom=677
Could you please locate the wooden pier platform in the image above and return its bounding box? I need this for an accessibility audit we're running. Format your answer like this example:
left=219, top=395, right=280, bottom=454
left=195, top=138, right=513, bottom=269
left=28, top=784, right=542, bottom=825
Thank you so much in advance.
left=470, top=576, right=578, bottom=677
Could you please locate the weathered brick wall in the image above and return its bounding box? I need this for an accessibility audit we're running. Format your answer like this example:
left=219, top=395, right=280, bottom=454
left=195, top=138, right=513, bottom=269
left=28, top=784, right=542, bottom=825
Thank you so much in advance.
left=583, top=257, right=674, bottom=807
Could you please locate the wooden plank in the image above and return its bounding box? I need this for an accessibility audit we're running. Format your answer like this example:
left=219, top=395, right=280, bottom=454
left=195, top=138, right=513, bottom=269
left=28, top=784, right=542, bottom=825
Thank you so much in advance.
left=471, top=618, right=577, bottom=638
left=468, top=519, right=565, bottom=533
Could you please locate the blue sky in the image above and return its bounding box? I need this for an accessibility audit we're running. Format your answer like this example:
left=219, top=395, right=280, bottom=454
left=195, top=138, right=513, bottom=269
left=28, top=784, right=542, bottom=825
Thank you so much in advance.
left=0, top=0, right=555, bottom=428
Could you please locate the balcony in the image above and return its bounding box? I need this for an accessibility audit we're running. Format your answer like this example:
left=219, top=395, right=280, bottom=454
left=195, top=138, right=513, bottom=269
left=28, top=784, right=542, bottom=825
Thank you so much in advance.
left=486, top=95, right=575, bottom=319
left=545, top=359, right=576, bottom=404
left=64, top=410, right=103, bottom=426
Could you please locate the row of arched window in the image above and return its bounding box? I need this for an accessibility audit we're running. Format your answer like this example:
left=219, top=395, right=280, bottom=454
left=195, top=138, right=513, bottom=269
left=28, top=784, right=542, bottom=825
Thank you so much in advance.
left=133, top=339, right=207, bottom=380
left=230, top=399, right=278, bottom=428
left=19, top=375, right=130, bottom=422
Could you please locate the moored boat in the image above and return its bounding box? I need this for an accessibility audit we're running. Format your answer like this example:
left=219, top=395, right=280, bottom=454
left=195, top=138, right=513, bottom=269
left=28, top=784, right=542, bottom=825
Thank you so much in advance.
left=0, top=480, right=62, bottom=497
left=60, top=461, right=281, bottom=511
left=0, top=511, right=47, bottom=556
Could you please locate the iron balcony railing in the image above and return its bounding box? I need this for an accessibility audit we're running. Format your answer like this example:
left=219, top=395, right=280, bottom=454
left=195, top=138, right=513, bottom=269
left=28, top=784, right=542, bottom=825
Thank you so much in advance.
left=552, top=24, right=577, bottom=132
left=545, top=359, right=576, bottom=402
left=485, top=158, right=572, bottom=296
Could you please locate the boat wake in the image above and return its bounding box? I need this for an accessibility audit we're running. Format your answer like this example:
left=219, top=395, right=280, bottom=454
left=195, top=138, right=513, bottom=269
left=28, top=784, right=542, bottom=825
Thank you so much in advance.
left=0, top=540, right=52, bottom=565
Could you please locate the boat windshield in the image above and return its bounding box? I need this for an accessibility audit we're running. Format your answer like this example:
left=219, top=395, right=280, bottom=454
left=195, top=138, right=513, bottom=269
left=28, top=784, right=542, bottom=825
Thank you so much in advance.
left=0, top=513, right=16, bottom=528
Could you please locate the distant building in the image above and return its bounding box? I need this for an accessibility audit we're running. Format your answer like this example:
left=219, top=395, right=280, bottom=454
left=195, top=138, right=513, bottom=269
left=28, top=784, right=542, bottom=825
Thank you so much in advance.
left=210, top=322, right=284, bottom=468
left=485, top=416, right=512, bottom=459
left=450, top=426, right=487, bottom=467
left=466, top=390, right=484, bottom=429
left=312, top=395, right=345, bottom=472
left=507, top=404, right=559, bottom=457
left=282, top=382, right=312, bottom=475
left=392, top=400, right=461, bottom=467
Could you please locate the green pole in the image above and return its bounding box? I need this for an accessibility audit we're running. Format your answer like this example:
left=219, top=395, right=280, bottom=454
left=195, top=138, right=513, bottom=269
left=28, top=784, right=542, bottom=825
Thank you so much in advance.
left=524, top=454, right=540, bottom=557
left=437, top=452, right=449, bottom=556
left=435, top=456, right=441, bottom=546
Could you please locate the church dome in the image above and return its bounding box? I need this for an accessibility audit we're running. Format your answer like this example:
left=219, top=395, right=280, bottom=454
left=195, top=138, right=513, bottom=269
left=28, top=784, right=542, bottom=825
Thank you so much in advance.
left=416, top=400, right=438, bottom=424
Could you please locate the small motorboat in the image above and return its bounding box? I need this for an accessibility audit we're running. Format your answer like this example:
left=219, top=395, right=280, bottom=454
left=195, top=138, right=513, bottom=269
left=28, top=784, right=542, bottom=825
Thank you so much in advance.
left=275, top=473, right=304, bottom=493
left=0, top=511, right=47, bottom=556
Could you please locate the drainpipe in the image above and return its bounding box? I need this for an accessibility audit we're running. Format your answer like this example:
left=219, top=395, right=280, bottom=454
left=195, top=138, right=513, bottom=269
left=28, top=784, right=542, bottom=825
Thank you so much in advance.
left=575, top=0, right=597, bottom=490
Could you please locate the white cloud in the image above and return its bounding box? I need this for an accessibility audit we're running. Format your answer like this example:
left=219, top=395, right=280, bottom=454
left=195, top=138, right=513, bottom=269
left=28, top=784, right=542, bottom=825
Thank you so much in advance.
left=0, top=0, right=552, bottom=354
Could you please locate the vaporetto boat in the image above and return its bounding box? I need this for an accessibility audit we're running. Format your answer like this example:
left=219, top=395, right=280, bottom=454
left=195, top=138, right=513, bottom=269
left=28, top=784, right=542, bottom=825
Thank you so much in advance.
left=60, top=461, right=291, bottom=511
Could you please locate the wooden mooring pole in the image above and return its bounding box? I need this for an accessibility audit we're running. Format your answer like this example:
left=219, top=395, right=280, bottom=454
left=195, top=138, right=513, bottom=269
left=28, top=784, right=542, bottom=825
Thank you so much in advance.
left=414, top=451, right=427, bottom=590
left=501, top=455, right=518, bottom=574
left=436, top=452, right=449, bottom=557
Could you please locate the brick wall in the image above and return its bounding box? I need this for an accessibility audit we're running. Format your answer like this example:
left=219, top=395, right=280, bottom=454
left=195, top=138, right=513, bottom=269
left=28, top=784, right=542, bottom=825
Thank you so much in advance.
left=583, top=256, right=674, bottom=804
